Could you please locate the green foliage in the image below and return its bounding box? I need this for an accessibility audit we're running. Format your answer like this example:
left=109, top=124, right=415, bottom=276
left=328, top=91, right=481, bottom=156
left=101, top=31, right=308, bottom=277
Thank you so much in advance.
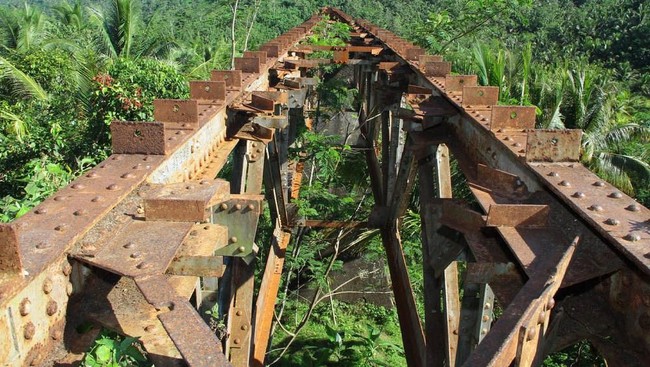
left=82, top=330, right=151, bottom=367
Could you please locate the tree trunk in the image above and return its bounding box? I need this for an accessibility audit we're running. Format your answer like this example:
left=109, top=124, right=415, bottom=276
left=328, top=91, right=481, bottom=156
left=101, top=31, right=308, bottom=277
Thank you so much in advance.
left=230, top=0, right=240, bottom=69
left=243, top=0, right=262, bottom=52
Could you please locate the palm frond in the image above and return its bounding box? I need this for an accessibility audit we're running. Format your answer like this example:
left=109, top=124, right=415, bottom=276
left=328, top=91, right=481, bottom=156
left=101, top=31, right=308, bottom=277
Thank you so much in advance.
left=0, top=55, right=48, bottom=100
left=0, top=108, right=29, bottom=142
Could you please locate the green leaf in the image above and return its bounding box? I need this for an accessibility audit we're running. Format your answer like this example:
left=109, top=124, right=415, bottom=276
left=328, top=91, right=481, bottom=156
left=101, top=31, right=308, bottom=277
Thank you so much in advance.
left=95, top=344, right=112, bottom=363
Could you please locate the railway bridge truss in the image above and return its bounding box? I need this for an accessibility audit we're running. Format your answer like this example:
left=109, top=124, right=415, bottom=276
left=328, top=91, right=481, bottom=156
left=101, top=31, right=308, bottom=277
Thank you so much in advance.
left=1, top=7, right=649, bottom=367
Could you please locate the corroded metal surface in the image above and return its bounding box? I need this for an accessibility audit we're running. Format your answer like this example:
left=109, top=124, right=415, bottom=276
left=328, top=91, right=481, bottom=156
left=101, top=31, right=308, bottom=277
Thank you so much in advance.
left=110, top=121, right=167, bottom=155
left=73, top=221, right=192, bottom=277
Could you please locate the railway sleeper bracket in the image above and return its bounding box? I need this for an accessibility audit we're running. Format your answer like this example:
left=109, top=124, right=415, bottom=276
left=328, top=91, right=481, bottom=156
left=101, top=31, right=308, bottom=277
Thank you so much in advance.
left=144, top=179, right=231, bottom=222
left=110, top=121, right=168, bottom=155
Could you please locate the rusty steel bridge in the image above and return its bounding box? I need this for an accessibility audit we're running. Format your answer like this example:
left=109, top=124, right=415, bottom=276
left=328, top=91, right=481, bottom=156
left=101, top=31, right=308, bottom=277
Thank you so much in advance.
left=1, top=7, right=649, bottom=367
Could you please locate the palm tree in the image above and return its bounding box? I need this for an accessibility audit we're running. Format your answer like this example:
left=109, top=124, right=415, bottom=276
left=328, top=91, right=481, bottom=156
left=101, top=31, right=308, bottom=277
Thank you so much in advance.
left=563, top=66, right=650, bottom=194
left=53, top=0, right=86, bottom=31
left=0, top=55, right=48, bottom=142
left=0, top=3, right=48, bottom=52
left=89, top=0, right=140, bottom=59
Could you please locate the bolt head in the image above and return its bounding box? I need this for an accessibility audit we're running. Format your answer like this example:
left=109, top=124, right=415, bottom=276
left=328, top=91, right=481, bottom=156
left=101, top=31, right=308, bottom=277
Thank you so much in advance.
left=605, top=218, right=620, bottom=226
left=559, top=180, right=571, bottom=187
left=230, top=237, right=238, bottom=243
left=572, top=192, right=585, bottom=198
left=609, top=191, right=623, bottom=198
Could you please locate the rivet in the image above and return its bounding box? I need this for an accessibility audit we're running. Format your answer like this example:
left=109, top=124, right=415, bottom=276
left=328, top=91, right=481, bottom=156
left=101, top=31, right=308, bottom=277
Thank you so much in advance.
left=55, top=224, right=67, bottom=232
left=559, top=180, right=571, bottom=187
left=234, top=338, right=241, bottom=345
left=481, top=328, right=487, bottom=335
left=130, top=252, right=141, bottom=259
left=252, top=143, right=258, bottom=148
left=204, top=225, right=210, bottom=230
left=19, top=298, right=31, bottom=316
left=121, top=173, right=135, bottom=179
left=53, top=196, right=65, bottom=201
left=538, top=311, right=546, bottom=324
left=238, top=246, right=246, bottom=253
left=503, top=136, right=511, bottom=141
left=593, top=181, right=605, bottom=187
left=241, top=325, right=249, bottom=331
left=73, top=209, right=87, bottom=216
left=588, top=204, right=603, bottom=212
left=605, top=218, right=620, bottom=226
left=247, top=204, right=255, bottom=210
left=107, top=184, right=120, bottom=191
left=91, top=196, right=104, bottom=202
left=609, top=192, right=623, bottom=198
left=62, top=262, right=72, bottom=276
left=626, top=204, right=641, bottom=212
left=24, top=322, right=36, bottom=340
left=572, top=192, right=585, bottom=198
left=251, top=154, right=258, bottom=159
left=66, top=283, right=74, bottom=296
left=257, top=148, right=263, bottom=153
left=111, top=155, right=124, bottom=161
left=200, top=180, right=210, bottom=185
left=71, top=183, right=85, bottom=189
left=527, top=326, right=536, bottom=341
left=484, top=302, right=491, bottom=309
left=52, top=329, right=63, bottom=341
left=35, top=208, right=47, bottom=215
left=482, top=315, right=489, bottom=322
left=43, top=278, right=53, bottom=294
left=230, top=237, right=238, bottom=243
left=46, top=300, right=58, bottom=316
left=235, top=204, right=242, bottom=210
left=186, top=185, right=193, bottom=190
left=547, top=298, right=555, bottom=309
left=513, top=142, right=521, bottom=147
left=625, top=233, right=641, bottom=242
left=143, top=156, right=151, bottom=161
left=123, top=242, right=135, bottom=249
left=236, top=310, right=243, bottom=316
left=86, top=172, right=98, bottom=178
left=36, top=241, right=51, bottom=250
left=136, top=262, right=152, bottom=269
left=144, top=325, right=156, bottom=332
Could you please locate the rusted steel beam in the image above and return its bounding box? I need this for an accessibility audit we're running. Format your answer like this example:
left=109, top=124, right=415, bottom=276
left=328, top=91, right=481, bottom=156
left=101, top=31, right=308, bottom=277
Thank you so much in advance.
left=379, top=224, right=427, bottom=367
left=462, top=237, right=578, bottom=367
left=252, top=226, right=292, bottom=367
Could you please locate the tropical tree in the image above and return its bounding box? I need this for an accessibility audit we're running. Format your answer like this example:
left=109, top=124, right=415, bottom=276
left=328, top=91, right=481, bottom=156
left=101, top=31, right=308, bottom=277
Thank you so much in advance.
left=89, top=0, right=140, bottom=59
left=0, top=3, right=48, bottom=52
